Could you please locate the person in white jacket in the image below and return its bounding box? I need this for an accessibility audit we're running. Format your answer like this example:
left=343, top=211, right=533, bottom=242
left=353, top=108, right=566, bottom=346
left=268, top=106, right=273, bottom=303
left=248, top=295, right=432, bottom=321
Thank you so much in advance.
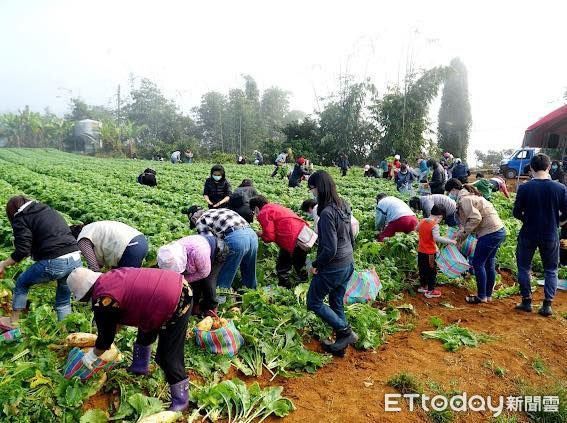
left=375, top=193, right=418, bottom=241
left=70, top=221, right=148, bottom=270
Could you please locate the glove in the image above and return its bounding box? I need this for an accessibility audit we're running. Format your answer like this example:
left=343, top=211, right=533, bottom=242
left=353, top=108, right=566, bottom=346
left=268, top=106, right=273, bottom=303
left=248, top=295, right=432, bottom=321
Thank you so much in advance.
left=81, top=348, right=99, bottom=370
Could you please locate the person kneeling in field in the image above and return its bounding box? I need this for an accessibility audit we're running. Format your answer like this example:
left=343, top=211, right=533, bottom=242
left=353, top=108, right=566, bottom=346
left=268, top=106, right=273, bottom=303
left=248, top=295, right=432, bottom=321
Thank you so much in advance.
left=67, top=267, right=192, bottom=412
left=416, top=205, right=457, bottom=298
left=158, top=235, right=228, bottom=317
left=300, top=199, right=360, bottom=238
left=250, top=195, right=314, bottom=288
left=70, top=221, right=148, bottom=271
left=375, top=193, right=418, bottom=241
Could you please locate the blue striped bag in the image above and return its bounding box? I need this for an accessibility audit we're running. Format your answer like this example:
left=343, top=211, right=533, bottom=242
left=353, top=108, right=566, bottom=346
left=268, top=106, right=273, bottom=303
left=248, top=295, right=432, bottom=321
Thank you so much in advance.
left=63, top=347, right=119, bottom=381
left=343, top=269, right=381, bottom=305
left=194, top=320, right=244, bottom=357
left=447, top=228, right=477, bottom=258
left=0, top=328, right=21, bottom=343
left=436, top=245, right=471, bottom=278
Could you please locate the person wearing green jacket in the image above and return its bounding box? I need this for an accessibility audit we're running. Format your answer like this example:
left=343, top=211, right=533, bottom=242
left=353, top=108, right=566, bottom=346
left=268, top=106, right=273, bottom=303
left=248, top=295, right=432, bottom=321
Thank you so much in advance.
left=472, top=173, right=494, bottom=201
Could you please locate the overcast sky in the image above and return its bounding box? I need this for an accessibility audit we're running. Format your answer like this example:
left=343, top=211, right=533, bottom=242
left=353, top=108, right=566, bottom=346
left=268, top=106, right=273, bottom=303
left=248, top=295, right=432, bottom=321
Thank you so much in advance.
left=1, top=0, right=566, bottom=161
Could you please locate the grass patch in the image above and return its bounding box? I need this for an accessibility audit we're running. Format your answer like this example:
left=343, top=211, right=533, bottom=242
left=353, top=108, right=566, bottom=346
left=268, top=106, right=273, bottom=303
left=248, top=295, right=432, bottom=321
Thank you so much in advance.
left=387, top=372, right=423, bottom=395
left=518, top=381, right=567, bottom=422
left=427, top=409, right=454, bottom=423
left=531, top=356, right=547, bottom=376
left=484, top=360, right=507, bottom=378
left=491, top=415, right=519, bottom=423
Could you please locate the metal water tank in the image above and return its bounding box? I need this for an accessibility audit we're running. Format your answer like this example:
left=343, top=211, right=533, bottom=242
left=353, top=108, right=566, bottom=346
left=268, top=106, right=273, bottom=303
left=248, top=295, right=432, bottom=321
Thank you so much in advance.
left=74, top=119, right=102, bottom=151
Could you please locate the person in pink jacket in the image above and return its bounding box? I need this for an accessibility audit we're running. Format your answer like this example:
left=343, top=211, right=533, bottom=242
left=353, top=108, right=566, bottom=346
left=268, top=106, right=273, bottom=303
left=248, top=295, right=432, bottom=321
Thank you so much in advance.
left=249, top=195, right=311, bottom=288
left=157, top=235, right=227, bottom=316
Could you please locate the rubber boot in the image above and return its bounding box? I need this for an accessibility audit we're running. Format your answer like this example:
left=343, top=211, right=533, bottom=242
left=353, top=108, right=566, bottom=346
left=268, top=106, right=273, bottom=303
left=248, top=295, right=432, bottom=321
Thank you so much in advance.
left=322, top=326, right=358, bottom=356
left=514, top=297, right=532, bottom=312
left=127, top=344, right=151, bottom=375
left=538, top=300, right=553, bottom=317
left=168, top=379, right=189, bottom=412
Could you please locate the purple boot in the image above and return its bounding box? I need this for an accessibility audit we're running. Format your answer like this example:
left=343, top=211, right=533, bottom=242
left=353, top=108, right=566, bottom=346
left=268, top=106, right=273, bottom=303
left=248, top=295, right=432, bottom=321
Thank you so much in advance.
left=168, top=379, right=189, bottom=412
left=127, top=344, right=151, bottom=375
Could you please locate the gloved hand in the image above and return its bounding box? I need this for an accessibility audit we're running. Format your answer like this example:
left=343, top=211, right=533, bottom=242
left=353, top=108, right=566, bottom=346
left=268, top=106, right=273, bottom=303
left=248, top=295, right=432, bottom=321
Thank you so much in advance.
left=81, top=348, right=99, bottom=370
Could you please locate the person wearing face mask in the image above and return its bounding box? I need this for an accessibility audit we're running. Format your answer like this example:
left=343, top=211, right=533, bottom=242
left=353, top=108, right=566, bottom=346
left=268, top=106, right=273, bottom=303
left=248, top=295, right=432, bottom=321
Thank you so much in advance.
left=300, top=199, right=360, bottom=238
left=203, top=164, right=232, bottom=209
left=288, top=157, right=311, bottom=187
left=426, top=159, right=446, bottom=194
left=550, top=160, right=566, bottom=186
left=445, top=178, right=506, bottom=305
left=249, top=196, right=313, bottom=288
left=513, top=153, right=567, bottom=316
left=395, top=163, right=416, bottom=193
left=306, top=171, right=357, bottom=357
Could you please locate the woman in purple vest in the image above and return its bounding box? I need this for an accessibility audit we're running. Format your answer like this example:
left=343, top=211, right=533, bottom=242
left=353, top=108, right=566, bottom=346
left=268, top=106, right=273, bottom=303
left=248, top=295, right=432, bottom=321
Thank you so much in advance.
left=67, top=267, right=192, bottom=412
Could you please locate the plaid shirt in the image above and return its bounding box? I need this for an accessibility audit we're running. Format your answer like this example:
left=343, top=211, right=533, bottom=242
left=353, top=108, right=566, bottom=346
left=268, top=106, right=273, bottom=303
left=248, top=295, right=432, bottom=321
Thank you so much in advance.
left=195, top=208, right=249, bottom=239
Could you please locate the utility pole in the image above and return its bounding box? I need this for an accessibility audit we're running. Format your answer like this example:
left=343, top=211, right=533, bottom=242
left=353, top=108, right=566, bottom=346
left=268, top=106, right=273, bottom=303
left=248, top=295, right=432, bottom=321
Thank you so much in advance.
left=116, top=84, right=121, bottom=124
left=219, top=108, right=224, bottom=153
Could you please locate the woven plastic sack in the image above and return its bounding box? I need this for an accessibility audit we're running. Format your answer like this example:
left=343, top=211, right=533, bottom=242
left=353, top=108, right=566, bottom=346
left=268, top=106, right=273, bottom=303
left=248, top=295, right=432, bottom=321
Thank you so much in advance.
left=436, top=245, right=470, bottom=278
left=0, top=328, right=21, bottom=343
left=343, top=269, right=381, bottom=305
left=63, top=347, right=120, bottom=381
left=194, top=320, right=244, bottom=357
left=447, top=228, right=477, bottom=258
left=157, top=242, right=187, bottom=273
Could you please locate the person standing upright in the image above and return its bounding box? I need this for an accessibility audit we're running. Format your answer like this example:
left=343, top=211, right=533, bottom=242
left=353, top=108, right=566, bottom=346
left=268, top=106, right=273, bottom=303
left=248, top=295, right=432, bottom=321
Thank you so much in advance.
left=337, top=152, right=349, bottom=177
left=513, top=153, right=567, bottom=316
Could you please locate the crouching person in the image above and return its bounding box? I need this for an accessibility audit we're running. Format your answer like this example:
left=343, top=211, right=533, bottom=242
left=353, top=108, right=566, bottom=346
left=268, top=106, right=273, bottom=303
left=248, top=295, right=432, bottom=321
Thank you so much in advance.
left=67, top=267, right=192, bottom=412
left=249, top=195, right=315, bottom=288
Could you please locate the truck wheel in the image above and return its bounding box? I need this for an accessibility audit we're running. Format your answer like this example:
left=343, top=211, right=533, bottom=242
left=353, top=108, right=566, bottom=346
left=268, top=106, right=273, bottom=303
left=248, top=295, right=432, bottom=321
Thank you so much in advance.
left=505, top=168, right=518, bottom=179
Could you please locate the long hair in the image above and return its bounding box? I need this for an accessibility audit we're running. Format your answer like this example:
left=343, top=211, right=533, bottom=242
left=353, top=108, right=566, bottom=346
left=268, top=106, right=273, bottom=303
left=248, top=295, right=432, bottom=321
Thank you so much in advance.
left=307, top=171, right=343, bottom=216
left=445, top=178, right=482, bottom=196
left=6, top=195, right=30, bottom=222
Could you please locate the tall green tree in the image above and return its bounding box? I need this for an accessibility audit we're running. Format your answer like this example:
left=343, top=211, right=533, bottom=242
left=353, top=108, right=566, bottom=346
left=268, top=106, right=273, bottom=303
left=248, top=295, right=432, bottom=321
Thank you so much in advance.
left=373, top=66, right=448, bottom=160
left=260, top=87, right=290, bottom=140
left=318, top=76, right=379, bottom=164
left=438, top=58, right=472, bottom=160
left=196, top=91, right=227, bottom=152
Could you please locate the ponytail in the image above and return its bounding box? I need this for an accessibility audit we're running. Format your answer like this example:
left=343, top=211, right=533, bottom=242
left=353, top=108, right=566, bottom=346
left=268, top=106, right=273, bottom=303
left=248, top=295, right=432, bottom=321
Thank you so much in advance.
left=462, top=184, right=482, bottom=197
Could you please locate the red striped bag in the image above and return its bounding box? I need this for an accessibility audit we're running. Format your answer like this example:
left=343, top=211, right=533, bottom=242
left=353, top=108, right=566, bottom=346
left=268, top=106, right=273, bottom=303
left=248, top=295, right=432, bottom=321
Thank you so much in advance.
left=436, top=245, right=470, bottom=279
left=194, top=320, right=244, bottom=357
left=63, top=347, right=119, bottom=381
left=447, top=228, right=477, bottom=258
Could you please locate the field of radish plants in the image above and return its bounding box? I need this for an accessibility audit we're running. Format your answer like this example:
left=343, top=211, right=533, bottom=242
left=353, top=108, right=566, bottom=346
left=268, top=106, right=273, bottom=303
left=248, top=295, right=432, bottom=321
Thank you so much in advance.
left=0, top=148, right=564, bottom=423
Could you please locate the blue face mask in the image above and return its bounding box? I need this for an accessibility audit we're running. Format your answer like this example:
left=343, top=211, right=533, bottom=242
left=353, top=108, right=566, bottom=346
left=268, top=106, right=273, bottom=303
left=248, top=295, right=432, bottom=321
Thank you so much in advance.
left=552, top=165, right=558, bottom=171
left=212, top=175, right=222, bottom=181
left=310, top=188, right=317, bottom=200
left=448, top=192, right=458, bottom=201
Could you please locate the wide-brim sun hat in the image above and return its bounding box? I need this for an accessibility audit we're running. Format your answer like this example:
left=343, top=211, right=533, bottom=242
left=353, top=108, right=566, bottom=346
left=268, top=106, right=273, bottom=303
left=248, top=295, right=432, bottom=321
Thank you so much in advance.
left=67, top=267, right=102, bottom=301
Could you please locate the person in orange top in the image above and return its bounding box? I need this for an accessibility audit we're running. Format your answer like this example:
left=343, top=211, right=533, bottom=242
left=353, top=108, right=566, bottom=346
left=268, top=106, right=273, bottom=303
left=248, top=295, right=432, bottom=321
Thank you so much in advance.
left=416, top=205, right=456, bottom=298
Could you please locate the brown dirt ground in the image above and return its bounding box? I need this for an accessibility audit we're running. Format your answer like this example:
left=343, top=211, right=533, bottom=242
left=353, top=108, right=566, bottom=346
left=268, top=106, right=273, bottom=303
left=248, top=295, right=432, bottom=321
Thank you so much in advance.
left=86, top=278, right=567, bottom=423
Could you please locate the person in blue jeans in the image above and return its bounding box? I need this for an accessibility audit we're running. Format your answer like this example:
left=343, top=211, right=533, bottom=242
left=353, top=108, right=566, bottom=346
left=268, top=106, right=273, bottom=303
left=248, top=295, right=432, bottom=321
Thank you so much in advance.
left=0, top=196, right=82, bottom=328
left=513, top=153, right=567, bottom=316
left=186, top=206, right=258, bottom=291
left=305, top=171, right=357, bottom=357
left=445, top=179, right=506, bottom=304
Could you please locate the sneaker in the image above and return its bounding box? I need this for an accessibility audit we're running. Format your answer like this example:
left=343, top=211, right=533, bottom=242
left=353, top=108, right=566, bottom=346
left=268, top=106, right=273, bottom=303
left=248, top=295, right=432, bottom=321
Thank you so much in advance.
left=417, top=286, right=428, bottom=293
left=424, top=289, right=441, bottom=298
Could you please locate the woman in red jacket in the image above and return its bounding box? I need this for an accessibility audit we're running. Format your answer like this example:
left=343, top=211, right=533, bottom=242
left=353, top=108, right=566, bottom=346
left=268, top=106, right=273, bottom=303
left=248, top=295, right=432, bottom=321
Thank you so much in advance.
left=66, top=267, right=192, bottom=412
left=249, top=196, right=313, bottom=288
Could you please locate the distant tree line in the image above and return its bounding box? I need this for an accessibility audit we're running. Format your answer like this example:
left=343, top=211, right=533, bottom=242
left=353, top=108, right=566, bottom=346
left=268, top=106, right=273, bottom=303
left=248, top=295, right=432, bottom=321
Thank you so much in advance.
left=0, top=59, right=480, bottom=164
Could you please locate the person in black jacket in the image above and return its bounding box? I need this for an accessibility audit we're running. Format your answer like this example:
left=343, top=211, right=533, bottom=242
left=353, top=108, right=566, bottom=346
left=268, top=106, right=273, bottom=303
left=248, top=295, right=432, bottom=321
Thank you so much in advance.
left=550, top=160, right=566, bottom=186
left=427, top=159, right=447, bottom=194
left=0, top=196, right=82, bottom=328
left=229, top=179, right=259, bottom=223
left=306, top=171, right=357, bottom=357
left=337, top=152, right=349, bottom=176
left=363, top=165, right=379, bottom=178
left=451, top=159, right=470, bottom=184
left=288, top=157, right=311, bottom=188
left=203, top=164, right=231, bottom=209
left=137, top=168, right=157, bottom=186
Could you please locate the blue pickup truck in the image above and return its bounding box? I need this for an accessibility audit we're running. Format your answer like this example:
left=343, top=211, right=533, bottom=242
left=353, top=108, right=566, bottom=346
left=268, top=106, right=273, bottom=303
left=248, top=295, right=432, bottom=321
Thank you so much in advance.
left=499, top=148, right=537, bottom=179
